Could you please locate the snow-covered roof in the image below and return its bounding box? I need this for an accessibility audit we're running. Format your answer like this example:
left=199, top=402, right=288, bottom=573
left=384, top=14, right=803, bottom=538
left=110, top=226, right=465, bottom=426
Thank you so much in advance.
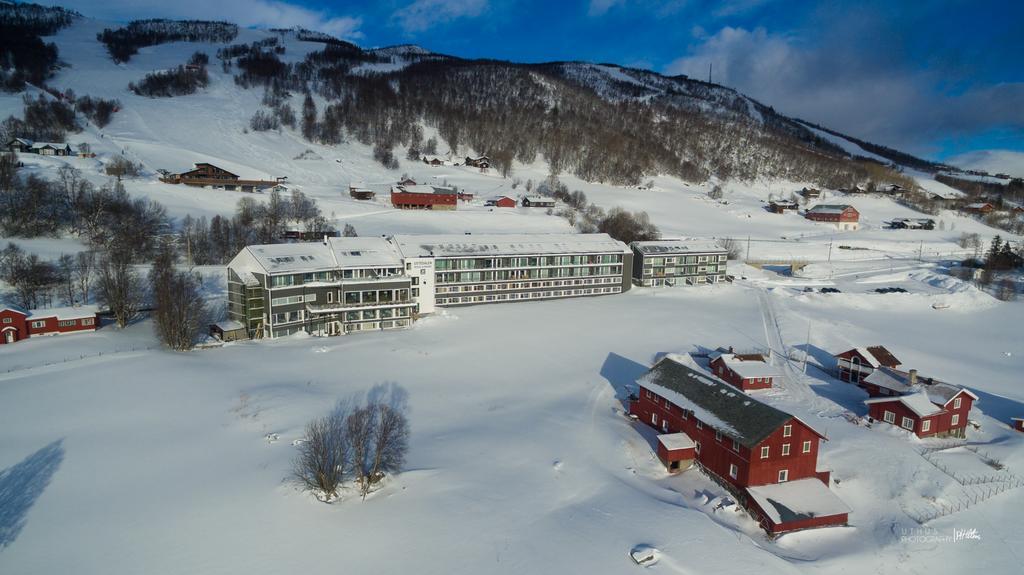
left=392, top=233, right=629, bottom=258
left=841, top=345, right=901, bottom=368
left=29, top=305, right=99, bottom=321
left=657, top=432, right=695, bottom=452
left=746, top=478, right=851, bottom=525
left=964, top=202, right=993, bottom=209
left=31, top=141, right=71, bottom=150
left=523, top=195, right=555, bottom=203
left=712, top=353, right=782, bottom=380
left=637, top=354, right=807, bottom=448
left=395, top=184, right=456, bottom=195
left=242, top=237, right=404, bottom=275
left=0, top=304, right=29, bottom=316
left=862, top=367, right=976, bottom=407
left=865, top=390, right=944, bottom=418
left=807, top=204, right=855, bottom=215
left=631, top=240, right=727, bottom=255
left=214, top=320, right=244, bottom=332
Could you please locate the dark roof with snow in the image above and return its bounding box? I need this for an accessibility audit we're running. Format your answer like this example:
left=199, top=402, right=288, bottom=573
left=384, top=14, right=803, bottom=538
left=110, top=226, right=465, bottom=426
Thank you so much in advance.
left=865, top=345, right=901, bottom=368
left=637, top=355, right=811, bottom=448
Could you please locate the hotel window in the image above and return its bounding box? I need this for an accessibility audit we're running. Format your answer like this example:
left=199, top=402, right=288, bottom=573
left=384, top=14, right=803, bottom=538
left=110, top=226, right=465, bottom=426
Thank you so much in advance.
left=729, top=464, right=738, bottom=479
left=327, top=292, right=333, bottom=303
left=781, top=443, right=791, bottom=456
left=782, top=424, right=792, bottom=437
left=778, top=469, right=789, bottom=483
left=802, top=440, right=812, bottom=453
left=901, top=416, right=915, bottom=431
left=953, top=397, right=961, bottom=409
left=760, top=446, right=769, bottom=459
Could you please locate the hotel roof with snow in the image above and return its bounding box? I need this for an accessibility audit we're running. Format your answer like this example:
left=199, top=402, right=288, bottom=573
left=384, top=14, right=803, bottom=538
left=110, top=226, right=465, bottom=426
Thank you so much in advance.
left=392, top=233, right=629, bottom=258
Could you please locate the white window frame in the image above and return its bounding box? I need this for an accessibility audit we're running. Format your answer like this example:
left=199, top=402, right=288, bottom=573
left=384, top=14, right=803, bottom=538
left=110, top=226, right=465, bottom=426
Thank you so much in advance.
left=695, top=420, right=703, bottom=430
left=715, top=430, right=722, bottom=442
left=953, top=397, right=962, bottom=409
left=694, top=440, right=701, bottom=454
left=729, top=464, right=738, bottom=479
left=731, top=439, right=740, bottom=452
left=921, top=419, right=931, bottom=433
left=781, top=443, right=791, bottom=456
left=650, top=413, right=657, bottom=425
left=778, top=469, right=789, bottom=483
left=951, top=414, right=960, bottom=426
left=802, top=440, right=812, bottom=453
left=760, top=446, right=769, bottom=459
left=883, top=410, right=896, bottom=424
left=901, top=416, right=915, bottom=431
left=783, top=424, right=792, bottom=437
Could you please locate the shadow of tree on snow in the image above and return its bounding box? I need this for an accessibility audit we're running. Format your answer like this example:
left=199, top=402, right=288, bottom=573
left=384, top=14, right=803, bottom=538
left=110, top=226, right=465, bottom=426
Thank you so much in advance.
left=0, top=439, right=65, bottom=550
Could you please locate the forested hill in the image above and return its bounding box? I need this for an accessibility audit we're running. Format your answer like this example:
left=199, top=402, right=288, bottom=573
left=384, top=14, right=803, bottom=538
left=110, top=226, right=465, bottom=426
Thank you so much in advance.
left=0, top=2, right=940, bottom=189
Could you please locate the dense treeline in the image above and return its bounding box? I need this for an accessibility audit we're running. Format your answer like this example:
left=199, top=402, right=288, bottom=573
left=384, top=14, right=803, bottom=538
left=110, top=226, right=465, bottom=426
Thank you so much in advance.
left=130, top=54, right=210, bottom=97
left=0, top=158, right=166, bottom=261
left=0, top=2, right=78, bottom=90
left=98, top=19, right=238, bottom=63
left=178, top=188, right=332, bottom=265
left=218, top=44, right=913, bottom=187
left=0, top=94, right=79, bottom=143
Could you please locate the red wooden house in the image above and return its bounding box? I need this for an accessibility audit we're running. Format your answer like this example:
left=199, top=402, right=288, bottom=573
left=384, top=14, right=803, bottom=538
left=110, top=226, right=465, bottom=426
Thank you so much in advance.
left=487, top=196, right=516, bottom=208
left=862, top=367, right=977, bottom=438
left=390, top=185, right=458, bottom=210
left=804, top=204, right=860, bottom=231
left=834, top=345, right=901, bottom=384
left=1012, top=418, right=1024, bottom=433
left=630, top=354, right=849, bottom=534
left=709, top=350, right=781, bottom=391
left=1, top=305, right=99, bottom=344
left=962, top=202, right=995, bottom=214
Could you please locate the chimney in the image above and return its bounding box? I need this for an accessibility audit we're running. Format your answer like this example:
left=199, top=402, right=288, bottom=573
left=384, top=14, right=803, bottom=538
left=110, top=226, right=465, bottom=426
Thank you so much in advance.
left=909, top=369, right=918, bottom=385
left=728, top=346, right=734, bottom=353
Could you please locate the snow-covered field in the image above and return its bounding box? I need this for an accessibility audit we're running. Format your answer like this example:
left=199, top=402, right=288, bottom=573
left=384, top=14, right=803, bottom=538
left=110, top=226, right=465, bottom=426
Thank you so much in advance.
left=2, top=17, right=1023, bottom=575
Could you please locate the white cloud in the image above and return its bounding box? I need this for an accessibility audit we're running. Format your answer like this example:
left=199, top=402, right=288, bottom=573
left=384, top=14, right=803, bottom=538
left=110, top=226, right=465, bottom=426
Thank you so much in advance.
left=946, top=150, right=1024, bottom=177
left=44, top=0, right=363, bottom=39
left=391, top=0, right=489, bottom=33
left=663, top=26, right=1024, bottom=155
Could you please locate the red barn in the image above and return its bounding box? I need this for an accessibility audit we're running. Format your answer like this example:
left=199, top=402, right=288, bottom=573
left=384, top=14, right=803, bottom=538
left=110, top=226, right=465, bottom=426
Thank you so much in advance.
left=630, top=354, right=849, bottom=534
left=1, top=305, right=99, bottom=344
left=804, top=204, right=860, bottom=231
left=709, top=350, right=781, bottom=391
left=390, top=185, right=458, bottom=210
left=863, top=368, right=977, bottom=438
left=834, top=346, right=901, bottom=384
left=488, top=196, right=516, bottom=208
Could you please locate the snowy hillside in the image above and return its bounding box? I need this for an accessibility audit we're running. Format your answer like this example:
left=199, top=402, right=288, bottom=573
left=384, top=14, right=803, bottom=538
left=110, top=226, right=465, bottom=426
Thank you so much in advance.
left=1, top=8, right=1023, bottom=575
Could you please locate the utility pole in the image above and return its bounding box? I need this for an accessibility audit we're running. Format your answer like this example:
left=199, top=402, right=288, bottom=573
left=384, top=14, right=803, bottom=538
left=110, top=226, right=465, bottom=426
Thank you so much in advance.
left=802, top=322, right=811, bottom=374
left=746, top=235, right=751, bottom=261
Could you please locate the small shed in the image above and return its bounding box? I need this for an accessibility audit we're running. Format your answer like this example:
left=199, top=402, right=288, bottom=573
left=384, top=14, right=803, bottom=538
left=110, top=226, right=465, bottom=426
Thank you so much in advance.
left=656, top=432, right=695, bottom=473
left=210, top=320, right=248, bottom=342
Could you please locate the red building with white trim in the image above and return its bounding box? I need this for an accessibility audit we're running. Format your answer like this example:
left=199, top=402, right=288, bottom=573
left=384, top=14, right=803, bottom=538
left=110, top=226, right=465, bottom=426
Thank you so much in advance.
left=834, top=345, right=902, bottom=385
left=709, top=350, right=781, bottom=391
left=1, top=305, right=100, bottom=344
left=630, top=354, right=849, bottom=534
left=1012, top=418, right=1024, bottom=433
left=862, top=367, right=977, bottom=438
left=804, top=205, right=860, bottom=231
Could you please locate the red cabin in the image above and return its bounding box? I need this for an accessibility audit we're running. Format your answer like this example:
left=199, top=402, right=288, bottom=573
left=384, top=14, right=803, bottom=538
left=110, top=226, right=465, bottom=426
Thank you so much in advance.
left=491, top=196, right=516, bottom=208
left=629, top=354, right=849, bottom=534
left=709, top=350, right=780, bottom=391
left=834, top=345, right=901, bottom=384
left=863, top=368, right=977, bottom=438
left=1012, top=418, right=1024, bottom=432
left=1, top=305, right=99, bottom=344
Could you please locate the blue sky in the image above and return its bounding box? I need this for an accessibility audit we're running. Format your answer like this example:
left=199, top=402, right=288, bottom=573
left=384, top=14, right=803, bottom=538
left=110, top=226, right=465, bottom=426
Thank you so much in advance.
left=51, top=0, right=1024, bottom=162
